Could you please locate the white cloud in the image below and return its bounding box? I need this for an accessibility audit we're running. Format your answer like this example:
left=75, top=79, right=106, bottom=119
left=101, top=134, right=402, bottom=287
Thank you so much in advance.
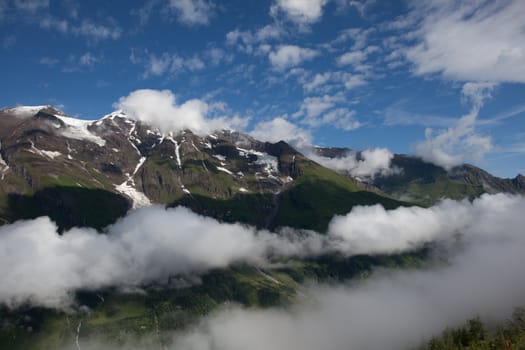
left=39, top=16, right=69, bottom=33
left=206, top=47, right=233, bottom=66
left=0, top=206, right=326, bottom=309
left=142, top=52, right=205, bottom=78
left=336, top=0, right=376, bottom=17
left=295, top=94, right=341, bottom=119
left=79, top=52, right=99, bottom=66
left=73, top=20, right=122, bottom=40
left=226, top=25, right=283, bottom=54
left=2, top=188, right=525, bottom=319
left=303, top=72, right=333, bottom=92
left=404, top=0, right=525, bottom=83
left=115, top=89, right=247, bottom=136
left=250, top=117, right=313, bottom=149
left=78, top=193, right=525, bottom=350
left=413, top=82, right=495, bottom=169
left=337, top=50, right=366, bottom=66
left=341, top=73, right=366, bottom=89
left=269, top=45, right=318, bottom=70
left=13, top=0, right=48, bottom=13
left=310, top=147, right=396, bottom=179
left=293, top=95, right=361, bottom=131
left=39, top=56, right=59, bottom=66
left=168, top=0, right=214, bottom=26
left=270, top=0, right=329, bottom=25
left=301, top=71, right=367, bottom=92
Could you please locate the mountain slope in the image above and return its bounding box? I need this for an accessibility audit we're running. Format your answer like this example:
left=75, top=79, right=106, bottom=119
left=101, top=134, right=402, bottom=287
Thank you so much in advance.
left=315, top=147, right=525, bottom=206
left=0, top=106, right=403, bottom=231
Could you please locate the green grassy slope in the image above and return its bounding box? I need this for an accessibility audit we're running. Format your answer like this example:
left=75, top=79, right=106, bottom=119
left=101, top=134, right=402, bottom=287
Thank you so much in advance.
left=374, top=156, right=485, bottom=206
left=274, top=159, right=406, bottom=232
left=0, top=250, right=428, bottom=349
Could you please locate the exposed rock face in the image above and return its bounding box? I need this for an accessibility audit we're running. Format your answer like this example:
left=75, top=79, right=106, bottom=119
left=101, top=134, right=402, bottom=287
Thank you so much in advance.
left=0, top=106, right=299, bottom=209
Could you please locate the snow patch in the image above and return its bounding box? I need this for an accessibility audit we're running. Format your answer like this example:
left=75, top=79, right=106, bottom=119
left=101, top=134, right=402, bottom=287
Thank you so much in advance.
left=52, top=114, right=106, bottom=147
left=28, top=141, right=62, bottom=159
left=255, top=153, right=279, bottom=175
left=40, top=150, right=61, bottom=159
left=239, top=187, right=248, bottom=192
left=4, top=105, right=48, bottom=117
left=115, top=156, right=151, bottom=209
left=213, top=154, right=226, bottom=161
left=181, top=184, right=191, bottom=195
left=191, top=141, right=201, bottom=153
left=166, top=137, right=182, bottom=168
left=216, top=166, right=234, bottom=175
left=0, top=140, right=9, bottom=179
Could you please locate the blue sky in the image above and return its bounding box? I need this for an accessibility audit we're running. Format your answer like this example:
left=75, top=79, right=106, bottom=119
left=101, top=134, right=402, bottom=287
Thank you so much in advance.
left=1, top=0, right=524, bottom=177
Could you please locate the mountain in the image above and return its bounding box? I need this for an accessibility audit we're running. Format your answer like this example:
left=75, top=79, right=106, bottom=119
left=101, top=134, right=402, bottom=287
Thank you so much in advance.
left=0, top=105, right=401, bottom=232
left=1, top=106, right=523, bottom=349
left=315, top=147, right=525, bottom=206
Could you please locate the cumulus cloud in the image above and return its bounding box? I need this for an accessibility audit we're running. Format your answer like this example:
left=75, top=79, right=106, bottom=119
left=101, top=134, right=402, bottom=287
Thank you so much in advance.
left=114, top=89, right=247, bottom=136
left=269, top=45, right=318, bottom=70
left=413, top=82, right=495, bottom=169
left=404, top=0, right=525, bottom=83
left=0, top=206, right=325, bottom=309
left=65, top=193, right=525, bottom=350
left=250, top=117, right=313, bottom=149
left=270, top=0, right=329, bottom=25
left=168, top=0, right=214, bottom=26
left=310, top=147, right=397, bottom=179
left=2, top=192, right=525, bottom=312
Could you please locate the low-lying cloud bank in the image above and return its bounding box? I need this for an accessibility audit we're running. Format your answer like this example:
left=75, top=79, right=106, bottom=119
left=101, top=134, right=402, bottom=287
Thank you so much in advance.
left=160, top=228, right=525, bottom=350
left=71, top=193, right=525, bottom=350
left=1, top=194, right=524, bottom=310
left=309, top=147, right=399, bottom=179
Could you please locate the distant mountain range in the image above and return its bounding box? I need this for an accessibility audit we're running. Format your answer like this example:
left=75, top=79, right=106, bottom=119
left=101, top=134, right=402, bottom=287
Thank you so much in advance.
left=315, top=147, right=525, bottom=207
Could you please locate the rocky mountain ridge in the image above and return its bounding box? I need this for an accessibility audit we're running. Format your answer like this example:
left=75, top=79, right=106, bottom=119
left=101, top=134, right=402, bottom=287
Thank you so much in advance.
left=0, top=105, right=400, bottom=231
left=315, top=147, right=525, bottom=206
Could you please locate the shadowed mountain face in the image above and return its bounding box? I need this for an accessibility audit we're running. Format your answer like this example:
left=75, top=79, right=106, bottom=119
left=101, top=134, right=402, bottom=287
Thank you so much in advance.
left=315, top=147, right=525, bottom=206
left=0, top=106, right=402, bottom=231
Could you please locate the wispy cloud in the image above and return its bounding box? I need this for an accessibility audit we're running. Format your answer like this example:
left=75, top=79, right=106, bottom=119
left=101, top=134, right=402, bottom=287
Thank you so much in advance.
left=73, top=19, right=122, bottom=40
left=403, top=1, right=525, bottom=83
left=167, top=0, right=215, bottom=26
left=413, top=82, right=495, bottom=169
